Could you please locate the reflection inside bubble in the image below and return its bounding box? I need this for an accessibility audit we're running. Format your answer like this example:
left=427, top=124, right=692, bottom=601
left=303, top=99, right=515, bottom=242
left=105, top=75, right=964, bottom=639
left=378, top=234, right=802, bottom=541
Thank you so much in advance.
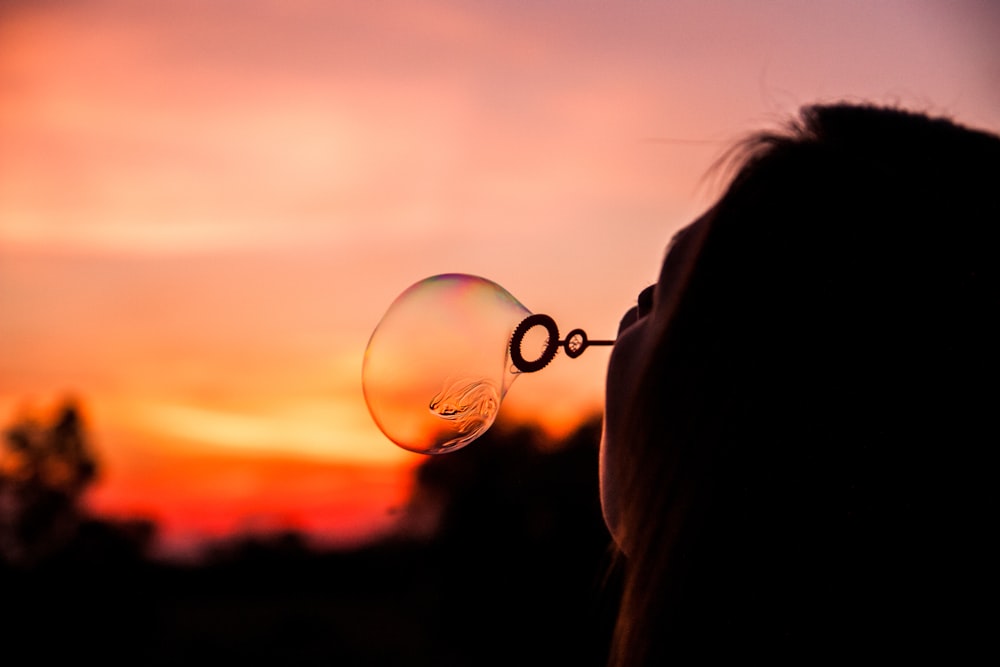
left=428, top=378, right=500, bottom=448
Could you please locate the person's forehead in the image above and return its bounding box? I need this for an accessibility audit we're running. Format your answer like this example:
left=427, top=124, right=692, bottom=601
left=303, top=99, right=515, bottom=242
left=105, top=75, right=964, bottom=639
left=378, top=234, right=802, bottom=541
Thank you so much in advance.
left=656, top=207, right=716, bottom=294
left=670, top=204, right=716, bottom=252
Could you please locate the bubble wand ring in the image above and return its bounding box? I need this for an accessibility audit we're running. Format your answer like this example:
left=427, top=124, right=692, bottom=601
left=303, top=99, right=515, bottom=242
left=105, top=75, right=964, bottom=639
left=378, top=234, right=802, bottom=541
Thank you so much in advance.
left=509, top=313, right=615, bottom=373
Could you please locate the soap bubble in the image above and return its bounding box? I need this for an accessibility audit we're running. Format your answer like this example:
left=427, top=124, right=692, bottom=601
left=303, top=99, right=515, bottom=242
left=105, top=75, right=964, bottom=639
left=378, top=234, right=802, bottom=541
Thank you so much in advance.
left=362, top=273, right=543, bottom=455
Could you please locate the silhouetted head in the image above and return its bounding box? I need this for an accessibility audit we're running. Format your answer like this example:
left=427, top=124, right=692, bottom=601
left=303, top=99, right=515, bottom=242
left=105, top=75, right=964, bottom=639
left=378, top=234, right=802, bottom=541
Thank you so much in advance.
left=600, top=103, right=1000, bottom=664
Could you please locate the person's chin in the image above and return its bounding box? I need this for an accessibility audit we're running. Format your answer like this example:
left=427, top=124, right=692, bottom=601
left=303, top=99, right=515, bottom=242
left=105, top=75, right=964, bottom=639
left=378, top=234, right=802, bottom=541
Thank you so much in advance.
left=599, top=317, right=649, bottom=553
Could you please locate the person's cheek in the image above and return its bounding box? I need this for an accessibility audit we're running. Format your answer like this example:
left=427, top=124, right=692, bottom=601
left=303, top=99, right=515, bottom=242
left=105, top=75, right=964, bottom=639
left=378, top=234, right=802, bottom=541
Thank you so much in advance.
left=600, top=316, right=649, bottom=553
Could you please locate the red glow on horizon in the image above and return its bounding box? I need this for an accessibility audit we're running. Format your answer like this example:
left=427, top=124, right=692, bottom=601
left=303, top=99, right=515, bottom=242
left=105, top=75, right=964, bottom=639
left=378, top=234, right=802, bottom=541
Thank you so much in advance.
left=85, top=452, right=419, bottom=559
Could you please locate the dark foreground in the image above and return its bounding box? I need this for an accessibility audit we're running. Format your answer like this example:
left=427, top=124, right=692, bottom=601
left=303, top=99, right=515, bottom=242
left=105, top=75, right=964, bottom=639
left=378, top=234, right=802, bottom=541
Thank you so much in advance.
left=2, top=417, right=619, bottom=667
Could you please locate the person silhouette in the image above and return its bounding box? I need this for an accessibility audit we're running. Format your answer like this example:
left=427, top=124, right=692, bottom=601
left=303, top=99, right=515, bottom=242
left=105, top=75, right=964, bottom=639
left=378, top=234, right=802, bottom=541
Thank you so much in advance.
left=599, top=103, right=1000, bottom=665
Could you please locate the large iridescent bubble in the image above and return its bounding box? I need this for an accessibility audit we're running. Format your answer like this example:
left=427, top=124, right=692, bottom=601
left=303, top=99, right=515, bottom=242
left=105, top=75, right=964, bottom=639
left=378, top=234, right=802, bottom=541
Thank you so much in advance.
left=362, top=274, right=541, bottom=455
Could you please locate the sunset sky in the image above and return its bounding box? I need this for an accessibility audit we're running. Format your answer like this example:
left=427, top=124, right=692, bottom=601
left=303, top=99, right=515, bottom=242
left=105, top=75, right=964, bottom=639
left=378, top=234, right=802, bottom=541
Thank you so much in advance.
left=2, top=0, right=998, bottom=557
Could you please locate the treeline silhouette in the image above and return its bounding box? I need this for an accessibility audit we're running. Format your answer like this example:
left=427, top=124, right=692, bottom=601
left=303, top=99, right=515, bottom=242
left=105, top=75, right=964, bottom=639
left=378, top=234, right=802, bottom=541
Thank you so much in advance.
left=2, top=400, right=619, bottom=666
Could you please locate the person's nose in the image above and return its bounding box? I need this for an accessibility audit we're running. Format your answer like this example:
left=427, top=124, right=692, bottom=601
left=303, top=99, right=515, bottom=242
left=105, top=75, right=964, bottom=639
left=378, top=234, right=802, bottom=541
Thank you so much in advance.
left=616, top=284, right=655, bottom=337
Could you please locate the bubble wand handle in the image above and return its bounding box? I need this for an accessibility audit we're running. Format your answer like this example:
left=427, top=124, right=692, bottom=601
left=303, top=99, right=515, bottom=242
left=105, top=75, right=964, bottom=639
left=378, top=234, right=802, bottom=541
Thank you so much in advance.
left=509, top=313, right=615, bottom=373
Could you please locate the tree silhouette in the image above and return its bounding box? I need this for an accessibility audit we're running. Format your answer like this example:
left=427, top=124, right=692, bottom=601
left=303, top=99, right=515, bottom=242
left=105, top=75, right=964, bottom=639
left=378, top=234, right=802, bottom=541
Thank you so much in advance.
left=0, top=401, right=155, bottom=569
left=1, top=400, right=100, bottom=567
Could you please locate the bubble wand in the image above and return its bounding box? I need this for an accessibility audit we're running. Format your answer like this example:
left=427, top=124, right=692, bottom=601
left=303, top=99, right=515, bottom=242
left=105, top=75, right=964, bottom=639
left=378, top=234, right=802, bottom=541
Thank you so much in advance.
left=508, top=313, right=614, bottom=373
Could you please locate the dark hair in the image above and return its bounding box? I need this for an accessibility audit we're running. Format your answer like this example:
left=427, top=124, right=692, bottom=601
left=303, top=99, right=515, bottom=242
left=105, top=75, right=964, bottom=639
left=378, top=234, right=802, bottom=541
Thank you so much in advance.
left=609, top=104, right=1000, bottom=664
